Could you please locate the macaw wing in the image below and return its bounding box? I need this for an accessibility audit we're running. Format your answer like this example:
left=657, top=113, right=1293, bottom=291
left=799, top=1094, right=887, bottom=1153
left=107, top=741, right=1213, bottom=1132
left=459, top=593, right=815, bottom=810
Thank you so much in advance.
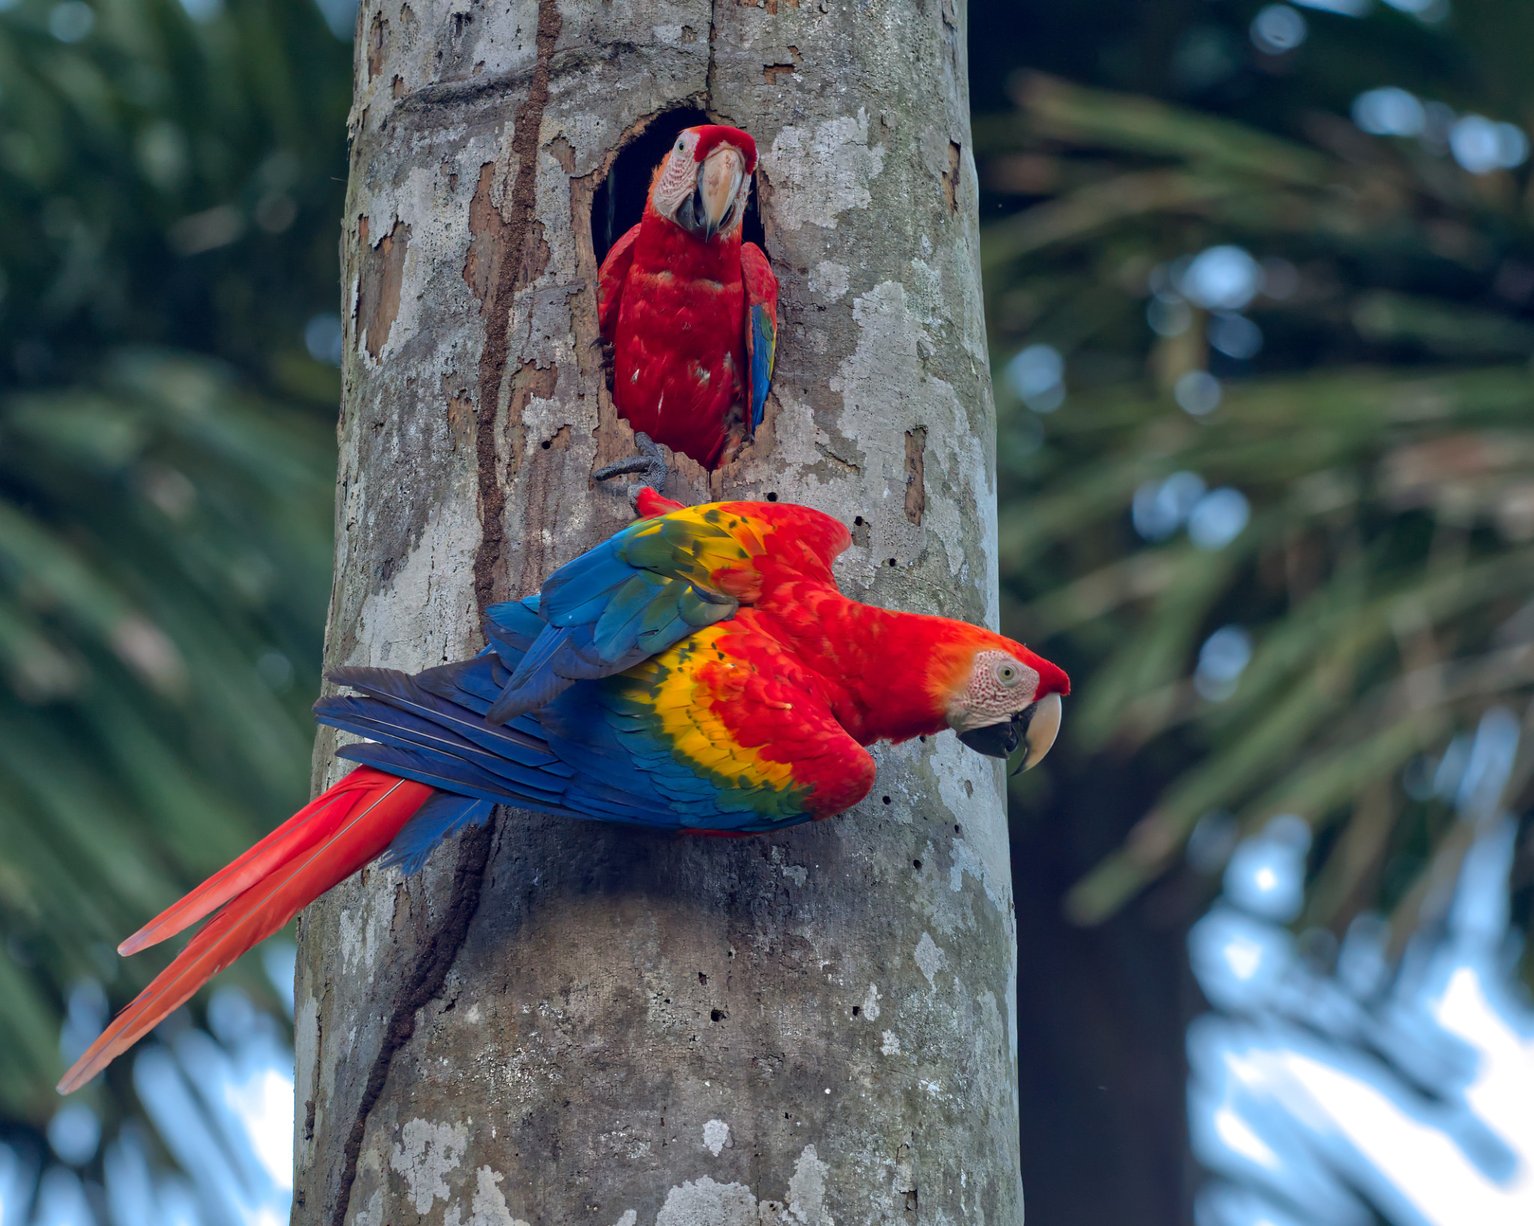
left=548, top=627, right=877, bottom=832
left=741, top=242, right=778, bottom=438
left=320, top=623, right=876, bottom=834
left=483, top=504, right=769, bottom=721
left=597, top=223, right=640, bottom=341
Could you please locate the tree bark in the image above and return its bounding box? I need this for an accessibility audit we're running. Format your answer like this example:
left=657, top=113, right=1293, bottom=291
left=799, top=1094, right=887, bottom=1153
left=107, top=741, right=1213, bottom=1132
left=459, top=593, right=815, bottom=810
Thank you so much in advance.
left=296, top=1, right=1020, bottom=1221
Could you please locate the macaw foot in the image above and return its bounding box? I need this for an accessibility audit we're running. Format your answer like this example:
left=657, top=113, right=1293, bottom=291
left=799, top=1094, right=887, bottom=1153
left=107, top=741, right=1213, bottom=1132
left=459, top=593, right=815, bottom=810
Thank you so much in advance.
left=594, top=431, right=673, bottom=511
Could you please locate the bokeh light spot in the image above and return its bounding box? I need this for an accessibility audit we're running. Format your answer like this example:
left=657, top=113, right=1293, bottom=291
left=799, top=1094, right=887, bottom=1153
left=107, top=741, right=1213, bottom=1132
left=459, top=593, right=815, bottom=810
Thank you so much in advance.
left=1133, top=471, right=1207, bottom=540
left=1209, top=313, right=1264, bottom=360
left=1180, top=246, right=1263, bottom=312
left=1196, top=625, right=1254, bottom=701
left=1189, top=487, right=1251, bottom=549
left=1175, top=370, right=1223, bottom=416
left=46, top=1104, right=99, bottom=1167
left=304, top=314, right=344, bottom=367
left=1005, top=343, right=1066, bottom=413
left=1251, top=5, right=1308, bottom=54
left=1449, top=115, right=1529, bottom=174
left=48, top=1, right=94, bottom=41
left=1353, top=87, right=1427, bottom=137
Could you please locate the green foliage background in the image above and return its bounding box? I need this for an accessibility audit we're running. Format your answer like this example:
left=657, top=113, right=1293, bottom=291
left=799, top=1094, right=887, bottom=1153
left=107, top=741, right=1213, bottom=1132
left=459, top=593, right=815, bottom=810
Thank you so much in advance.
left=0, top=0, right=346, bottom=1142
left=992, top=23, right=1534, bottom=934
left=979, top=3, right=1534, bottom=1219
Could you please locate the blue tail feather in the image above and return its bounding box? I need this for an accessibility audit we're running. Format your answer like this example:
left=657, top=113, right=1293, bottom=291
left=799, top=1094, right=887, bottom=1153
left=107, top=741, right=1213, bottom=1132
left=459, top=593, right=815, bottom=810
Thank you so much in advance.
left=379, top=794, right=496, bottom=874
left=324, top=669, right=554, bottom=766
left=319, top=700, right=570, bottom=797
left=414, top=656, right=510, bottom=712
left=335, top=742, right=537, bottom=807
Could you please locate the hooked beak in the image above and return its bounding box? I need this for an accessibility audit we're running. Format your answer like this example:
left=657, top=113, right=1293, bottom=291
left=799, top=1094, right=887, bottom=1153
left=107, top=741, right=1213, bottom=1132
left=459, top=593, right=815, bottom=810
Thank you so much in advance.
left=684, top=146, right=745, bottom=239
left=956, top=692, right=1063, bottom=775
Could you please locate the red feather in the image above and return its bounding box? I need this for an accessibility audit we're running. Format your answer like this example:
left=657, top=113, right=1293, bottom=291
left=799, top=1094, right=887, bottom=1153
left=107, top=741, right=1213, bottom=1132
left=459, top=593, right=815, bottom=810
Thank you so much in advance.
left=634, top=486, right=684, bottom=518
left=596, top=224, right=638, bottom=340
left=56, top=767, right=432, bottom=1093
left=691, top=124, right=757, bottom=171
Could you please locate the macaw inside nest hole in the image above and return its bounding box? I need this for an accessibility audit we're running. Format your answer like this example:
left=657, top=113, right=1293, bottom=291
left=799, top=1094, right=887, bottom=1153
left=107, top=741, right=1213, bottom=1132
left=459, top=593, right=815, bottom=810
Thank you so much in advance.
left=592, top=105, right=766, bottom=266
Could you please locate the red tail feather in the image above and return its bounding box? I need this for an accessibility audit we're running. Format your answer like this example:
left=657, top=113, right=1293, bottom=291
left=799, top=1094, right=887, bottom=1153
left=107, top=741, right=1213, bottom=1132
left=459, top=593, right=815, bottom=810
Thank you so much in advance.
left=119, top=781, right=372, bottom=956
left=58, top=767, right=433, bottom=1094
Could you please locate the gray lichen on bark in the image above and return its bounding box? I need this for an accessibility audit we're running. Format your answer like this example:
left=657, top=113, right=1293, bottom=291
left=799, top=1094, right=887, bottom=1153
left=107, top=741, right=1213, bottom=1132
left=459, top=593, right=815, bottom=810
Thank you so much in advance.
left=296, top=1, right=1023, bottom=1221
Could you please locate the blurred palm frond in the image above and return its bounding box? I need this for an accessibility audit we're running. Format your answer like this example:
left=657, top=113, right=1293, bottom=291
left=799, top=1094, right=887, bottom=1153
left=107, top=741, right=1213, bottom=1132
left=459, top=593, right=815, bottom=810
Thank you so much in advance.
left=989, top=71, right=1534, bottom=936
left=0, top=0, right=347, bottom=1187
left=0, top=349, right=331, bottom=1121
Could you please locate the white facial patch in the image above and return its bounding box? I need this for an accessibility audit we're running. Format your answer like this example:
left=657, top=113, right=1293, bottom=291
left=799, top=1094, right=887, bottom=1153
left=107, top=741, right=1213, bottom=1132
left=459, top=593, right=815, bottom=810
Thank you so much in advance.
left=950, top=649, right=1039, bottom=733
left=652, top=132, right=700, bottom=218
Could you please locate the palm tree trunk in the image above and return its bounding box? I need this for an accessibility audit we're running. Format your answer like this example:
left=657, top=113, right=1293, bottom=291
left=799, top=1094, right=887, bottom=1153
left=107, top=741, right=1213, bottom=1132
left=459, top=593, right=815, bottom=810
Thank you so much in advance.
left=295, top=1, right=1020, bottom=1221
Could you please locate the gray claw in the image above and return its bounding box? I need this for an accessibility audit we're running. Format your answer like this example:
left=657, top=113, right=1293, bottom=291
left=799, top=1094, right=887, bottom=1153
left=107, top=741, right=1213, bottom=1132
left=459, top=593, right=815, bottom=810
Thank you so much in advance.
left=594, top=432, right=672, bottom=507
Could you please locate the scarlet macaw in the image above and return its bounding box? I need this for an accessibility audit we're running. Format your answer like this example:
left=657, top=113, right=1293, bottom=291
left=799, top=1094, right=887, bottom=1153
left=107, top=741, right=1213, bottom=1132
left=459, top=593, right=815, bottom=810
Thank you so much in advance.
left=598, top=125, right=778, bottom=469
left=57, top=490, right=1067, bottom=1092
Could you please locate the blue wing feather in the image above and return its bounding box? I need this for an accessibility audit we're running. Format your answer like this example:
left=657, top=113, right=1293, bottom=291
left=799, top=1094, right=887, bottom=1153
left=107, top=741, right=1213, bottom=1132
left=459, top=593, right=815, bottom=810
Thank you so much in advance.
left=414, top=656, right=509, bottom=709
left=484, top=596, right=544, bottom=650
left=747, top=304, right=775, bottom=435
left=484, top=516, right=746, bottom=722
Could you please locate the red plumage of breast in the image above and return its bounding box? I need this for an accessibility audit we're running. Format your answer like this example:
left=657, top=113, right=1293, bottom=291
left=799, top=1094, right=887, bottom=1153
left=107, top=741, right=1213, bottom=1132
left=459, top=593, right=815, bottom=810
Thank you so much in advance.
left=607, top=209, right=749, bottom=469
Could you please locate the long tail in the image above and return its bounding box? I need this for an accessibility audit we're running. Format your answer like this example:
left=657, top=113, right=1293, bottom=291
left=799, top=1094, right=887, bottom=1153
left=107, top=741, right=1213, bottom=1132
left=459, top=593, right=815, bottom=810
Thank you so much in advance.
left=57, top=767, right=434, bottom=1094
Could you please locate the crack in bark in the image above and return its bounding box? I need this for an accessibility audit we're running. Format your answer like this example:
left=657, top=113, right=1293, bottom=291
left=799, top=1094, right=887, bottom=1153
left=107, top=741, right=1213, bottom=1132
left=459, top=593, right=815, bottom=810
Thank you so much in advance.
left=327, top=821, right=496, bottom=1226
left=291, top=970, right=326, bottom=1216
left=471, top=0, right=562, bottom=613
left=394, top=45, right=638, bottom=119
left=366, top=11, right=387, bottom=80
left=815, top=441, right=862, bottom=474
left=396, top=66, right=541, bottom=114
left=706, top=0, right=719, bottom=104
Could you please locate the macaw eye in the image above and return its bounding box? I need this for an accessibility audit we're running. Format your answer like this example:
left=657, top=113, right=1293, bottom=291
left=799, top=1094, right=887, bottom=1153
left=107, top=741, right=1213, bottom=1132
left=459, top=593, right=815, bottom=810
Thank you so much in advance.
left=676, top=139, right=687, bottom=152
left=996, top=661, right=1020, bottom=686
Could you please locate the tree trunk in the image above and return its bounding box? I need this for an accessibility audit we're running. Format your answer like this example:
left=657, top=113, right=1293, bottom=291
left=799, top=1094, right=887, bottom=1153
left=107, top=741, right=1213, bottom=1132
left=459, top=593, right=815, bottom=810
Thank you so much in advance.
left=295, top=1, right=1019, bottom=1221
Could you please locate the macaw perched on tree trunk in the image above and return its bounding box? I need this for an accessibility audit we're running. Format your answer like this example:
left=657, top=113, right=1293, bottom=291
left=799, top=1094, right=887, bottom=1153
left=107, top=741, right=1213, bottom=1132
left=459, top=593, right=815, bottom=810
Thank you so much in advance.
left=598, top=125, right=778, bottom=470
left=57, top=489, right=1067, bottom=1092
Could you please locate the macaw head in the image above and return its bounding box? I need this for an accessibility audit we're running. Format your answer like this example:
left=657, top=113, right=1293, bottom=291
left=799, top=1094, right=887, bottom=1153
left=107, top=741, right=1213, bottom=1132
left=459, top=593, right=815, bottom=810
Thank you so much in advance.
left=933, top=631, right=1070, bottom=773
left=648, top=124, right=758, bottom=241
